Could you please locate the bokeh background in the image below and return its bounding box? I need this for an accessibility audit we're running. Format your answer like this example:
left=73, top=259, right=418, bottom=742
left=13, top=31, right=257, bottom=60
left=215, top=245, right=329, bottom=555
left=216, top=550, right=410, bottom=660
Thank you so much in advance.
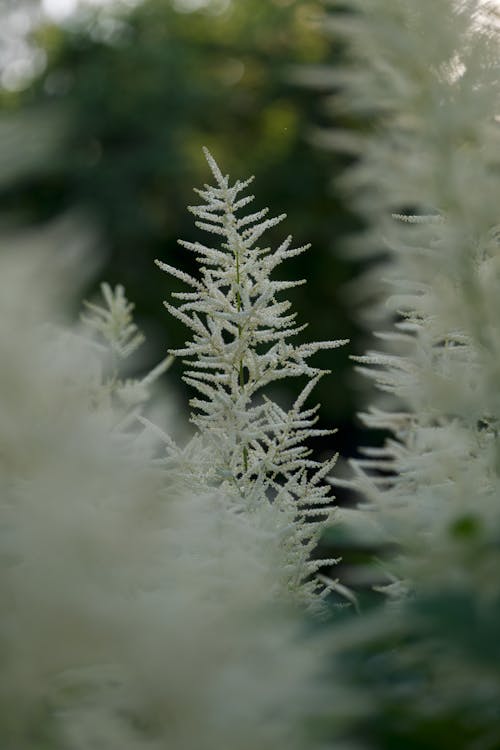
left=1, top=0, right=369, bottom=458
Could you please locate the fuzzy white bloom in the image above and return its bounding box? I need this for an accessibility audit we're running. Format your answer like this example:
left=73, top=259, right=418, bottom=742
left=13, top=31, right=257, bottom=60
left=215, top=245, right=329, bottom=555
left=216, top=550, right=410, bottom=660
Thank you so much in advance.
left=303, top=5, right=500, bottom=737
left=82, top=282, right=146, bottom=360
left=80, top=282, right=173, bottom=427
left=156, top=148, right=348, bottom=609
left=0, top=242, right=335, bottom=749
left=322, top=0, right=500, bottom=593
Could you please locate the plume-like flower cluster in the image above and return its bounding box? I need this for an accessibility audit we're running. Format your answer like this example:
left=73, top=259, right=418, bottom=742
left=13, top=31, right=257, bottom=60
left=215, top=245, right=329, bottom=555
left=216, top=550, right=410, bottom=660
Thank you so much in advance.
left=82, top=282, right=145, bottom=360
left=320, top=0, right=500, bottom=582
left=157, top=148, right=348, bottom=607
left=314, top=2, right=500, bottom=738
left=80, top=282, right=172, bottom=425
left=0, top=242, right=334, bottom=750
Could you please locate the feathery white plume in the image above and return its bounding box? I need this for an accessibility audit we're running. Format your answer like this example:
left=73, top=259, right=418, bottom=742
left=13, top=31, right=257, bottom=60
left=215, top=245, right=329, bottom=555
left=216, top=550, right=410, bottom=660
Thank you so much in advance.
left=0, top=241, right=333, bottom=749
left=157, top=148, right=349, bottom=609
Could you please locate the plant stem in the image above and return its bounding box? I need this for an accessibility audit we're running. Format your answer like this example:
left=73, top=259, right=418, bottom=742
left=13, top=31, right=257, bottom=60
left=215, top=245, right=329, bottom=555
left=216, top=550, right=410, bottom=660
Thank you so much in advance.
left=233, top=225, right=248, bottom=473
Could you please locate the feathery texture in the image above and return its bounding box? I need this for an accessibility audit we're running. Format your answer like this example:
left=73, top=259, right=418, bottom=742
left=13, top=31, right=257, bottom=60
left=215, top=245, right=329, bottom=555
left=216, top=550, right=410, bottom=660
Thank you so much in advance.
left=157, top=148, right=348, bottom=608
left=80, top=282, right=173, bottom=427
left=82, top=282, right=145, bottom=360
left=0, top=242, right=334, bottom=750
left=316, top=3, right=500, bottom=744
left=322, top=0, right=500, bottom=581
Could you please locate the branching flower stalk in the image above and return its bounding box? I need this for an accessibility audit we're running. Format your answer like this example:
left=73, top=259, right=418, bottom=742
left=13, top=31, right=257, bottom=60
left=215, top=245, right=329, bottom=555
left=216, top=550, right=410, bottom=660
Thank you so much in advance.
left=81, top=282, right=173, bottom=429
left=82, top=282, right=146, bottom=362
left=0, top=246, right=336, bottom=750
left=304, top=5, right=500, bottom=739
left=322, top=0, right=500, bottom=594
left=156, top=148, right=348, bottom=606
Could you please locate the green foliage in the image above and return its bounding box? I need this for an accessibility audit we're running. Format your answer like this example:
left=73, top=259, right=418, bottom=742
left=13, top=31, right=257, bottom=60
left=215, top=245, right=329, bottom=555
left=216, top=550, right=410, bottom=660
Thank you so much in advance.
left=1, top=0, right=360, bottom=435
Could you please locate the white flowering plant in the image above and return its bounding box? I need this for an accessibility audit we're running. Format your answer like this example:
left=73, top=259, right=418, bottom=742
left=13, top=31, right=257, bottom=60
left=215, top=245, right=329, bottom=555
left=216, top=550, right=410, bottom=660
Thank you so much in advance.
left=155, top=147, right=349, bottom=609
left=5, top=1, right=500, bottom=748
left=311, top=1, right=500, bottom=748
left=0, top=243, right=339, bottom=750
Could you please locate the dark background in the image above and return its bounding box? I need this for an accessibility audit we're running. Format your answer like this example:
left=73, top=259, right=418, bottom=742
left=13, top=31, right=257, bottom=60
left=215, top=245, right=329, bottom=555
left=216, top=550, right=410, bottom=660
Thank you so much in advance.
left=0, top=0, right=370, bottom=463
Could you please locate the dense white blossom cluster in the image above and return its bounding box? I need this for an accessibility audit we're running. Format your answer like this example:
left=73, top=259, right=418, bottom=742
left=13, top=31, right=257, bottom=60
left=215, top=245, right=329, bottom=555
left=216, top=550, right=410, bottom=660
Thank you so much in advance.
left=7, top=1, right=500, bottom=744
left=0, top=245, right=334, bottom=749
left=157, top=148, right=348, bottom=607
left=326, top=0, right=500, bottom=595
left=298, top=3, right=500, bottom=734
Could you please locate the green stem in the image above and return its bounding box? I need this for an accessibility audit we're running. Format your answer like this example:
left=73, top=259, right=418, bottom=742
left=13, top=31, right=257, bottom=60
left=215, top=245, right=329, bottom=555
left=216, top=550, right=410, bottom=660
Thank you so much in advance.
left=234, top=232, right=248, bottom=472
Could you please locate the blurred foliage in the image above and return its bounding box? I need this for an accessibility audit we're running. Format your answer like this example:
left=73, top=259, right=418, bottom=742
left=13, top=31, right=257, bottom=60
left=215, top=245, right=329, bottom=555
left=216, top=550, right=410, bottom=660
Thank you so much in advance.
left=2, top=4, right=500, bottom=750
left=332, top=589, right=500, bottom=750
left=320, top=512, right=500, bottom=750
left=0, top=0, right=364, bottom=453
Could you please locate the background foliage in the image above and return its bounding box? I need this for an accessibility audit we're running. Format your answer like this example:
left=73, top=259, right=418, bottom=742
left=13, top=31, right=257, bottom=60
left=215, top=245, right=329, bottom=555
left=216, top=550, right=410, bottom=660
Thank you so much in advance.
left=0, top=0, right=364, bottom=454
